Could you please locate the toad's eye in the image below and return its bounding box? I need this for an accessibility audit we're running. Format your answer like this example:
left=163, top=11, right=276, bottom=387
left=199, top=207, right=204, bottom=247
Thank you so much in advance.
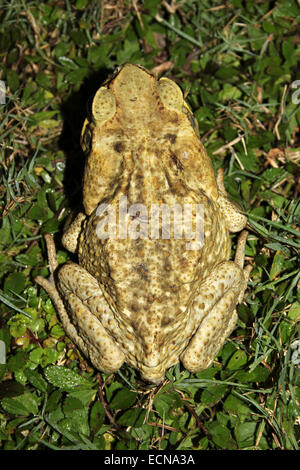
left=81, top=126, right=92, bottom=154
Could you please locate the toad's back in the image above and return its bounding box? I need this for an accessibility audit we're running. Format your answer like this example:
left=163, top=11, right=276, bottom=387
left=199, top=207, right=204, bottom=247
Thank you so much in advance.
left=78, top=133, right=231, bottom=380
left=77, top=64, right=233, bottom=380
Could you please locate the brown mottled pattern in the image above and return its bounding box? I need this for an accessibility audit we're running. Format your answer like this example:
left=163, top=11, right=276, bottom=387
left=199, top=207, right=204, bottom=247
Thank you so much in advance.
left=46, top=64, right=248, bottom=383
left=77, top=67, right=232, bottom=379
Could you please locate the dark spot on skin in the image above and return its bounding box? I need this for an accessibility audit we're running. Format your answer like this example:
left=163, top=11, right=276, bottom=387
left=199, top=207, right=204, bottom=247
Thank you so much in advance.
left=135, top=263, right=149, bottom=281
left=165, top=133, right=177, bottom=144
left=170, top=115, right=179, bottom=124
left=131, top=303, right=139, bottom=313
left=130, top=320, right=140, bottom=331
left=124, top=180, right=130, bottom=195
left=114, top=141, right=125, bottom=153
left=161, top=316, right=172, bottom=327
left=133, top=172, right=144, bottom=185
left=170, top=154, right=184, bottom=172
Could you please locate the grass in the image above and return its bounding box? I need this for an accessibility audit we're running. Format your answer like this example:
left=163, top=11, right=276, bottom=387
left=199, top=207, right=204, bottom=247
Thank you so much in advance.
left=0, top=0, right=299, bottom=450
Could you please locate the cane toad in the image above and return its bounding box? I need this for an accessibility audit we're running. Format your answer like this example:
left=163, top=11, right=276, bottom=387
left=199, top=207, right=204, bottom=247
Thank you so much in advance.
left=36, top=64, right=250, bottom=383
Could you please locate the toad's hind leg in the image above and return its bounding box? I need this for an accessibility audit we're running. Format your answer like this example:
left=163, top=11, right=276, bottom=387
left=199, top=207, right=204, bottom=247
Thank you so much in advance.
left=181, top=231, right=251, bottom=373
left=35, top=235, right=125, bottom=373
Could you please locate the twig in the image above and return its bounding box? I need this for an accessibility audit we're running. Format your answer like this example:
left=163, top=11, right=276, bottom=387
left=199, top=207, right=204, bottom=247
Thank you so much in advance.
left=182, top=400, right=210, bottom=437
left=97, top=373, right=119, bottom=429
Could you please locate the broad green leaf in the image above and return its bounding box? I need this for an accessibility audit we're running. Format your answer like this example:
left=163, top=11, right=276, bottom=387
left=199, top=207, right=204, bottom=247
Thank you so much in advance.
left=234, top=422, right=257, bottom=448
left=6, top=70, right=19, bottom=91
left=153, top=390, right=182, bottom=418
left=109, top=388, right=137, bottom=410
left=90, top=400, right=106, bottom=431
left=57, top=56, right=79, bottom=69
left=270, top=251, right=286, bottom=280
left=66, top=68, right=89, bottom=83
left=224, top=394, right=252, bottom=421
left=1, top=392, right=39, bottom=416
left=227, top=350, right=248, bottom=370
left=36, top=72, right=52, bottom=89
left=29, top=347, right=59, bottom=367
left=68, top=388, right=96, bottom=405
left=218, top=84, right=242, bottom=102
left=3, top=272, right=26, bottom=294
left=200, top=384, right=228, bottom=405
left=63, top=396, right=90, bottom=435
left=38, top=119, right=60, bottom=129
left=7, top=351, right=27, bottom=372
left=117, top=408, right=147, bottom=427
left=234, top=365, right=270, bottom=383
left=288, top=302, right=300, bottom=321
left=24, top=368, right=48, bottom=393
left=44, top=365, right=92, bottom=390
left=208, top=421, right=237, bottom=449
